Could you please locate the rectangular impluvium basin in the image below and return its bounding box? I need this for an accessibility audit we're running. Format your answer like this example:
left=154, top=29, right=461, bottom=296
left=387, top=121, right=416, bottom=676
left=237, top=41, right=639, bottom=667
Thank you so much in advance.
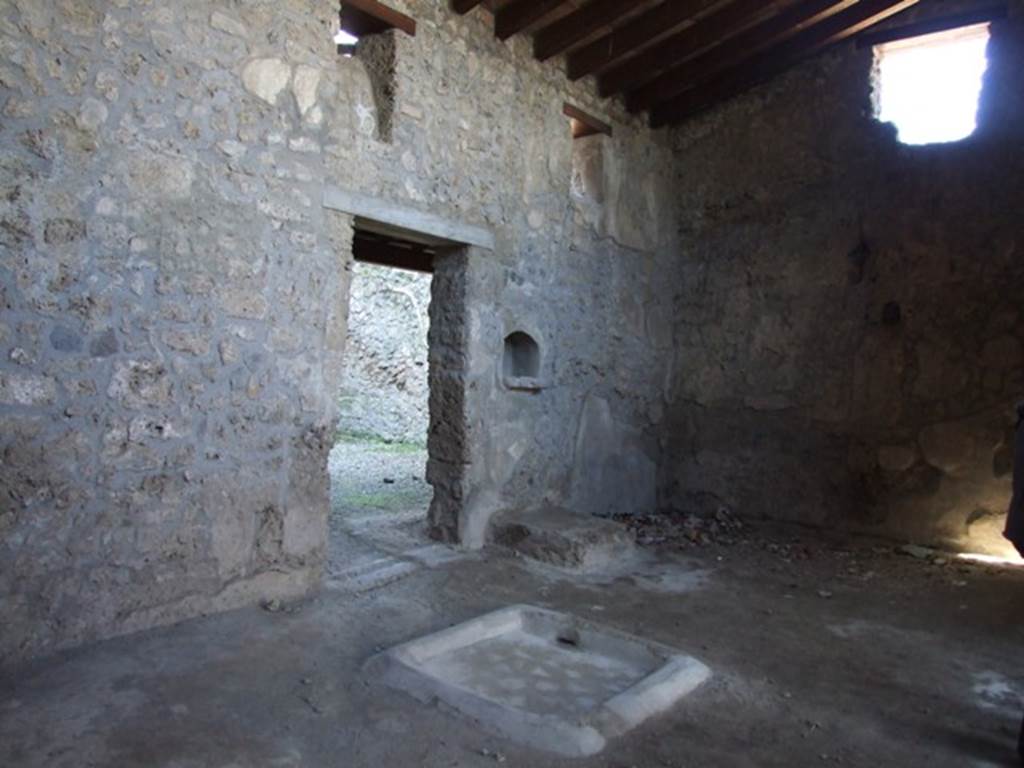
left=367, top=605, right=710, bottom=757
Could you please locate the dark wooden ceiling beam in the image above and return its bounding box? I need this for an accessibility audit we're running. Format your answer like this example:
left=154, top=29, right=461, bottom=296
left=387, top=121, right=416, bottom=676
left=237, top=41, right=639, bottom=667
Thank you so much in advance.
left=353, top=231, right=438, bottom=273
left=628, top=0, right=859, bottom=113
left=451, top=0, right=483, bottom=14
left=566, top=0, right=711, bottom=81
left=856, top=2, right=1006, bottom=47
left=598, top=0, right=784, bottom=97
left=534, top=0, right=638, bottom=62
left=341, top=0, right=417, bottom=37
left=650, top=0, right=920, bottom=128
left=496, top=0, right=573, bottom=41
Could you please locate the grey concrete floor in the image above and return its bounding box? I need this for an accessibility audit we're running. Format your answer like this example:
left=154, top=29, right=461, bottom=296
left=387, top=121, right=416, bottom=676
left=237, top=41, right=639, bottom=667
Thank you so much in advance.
left=2, top=519, right=1023, bottom=767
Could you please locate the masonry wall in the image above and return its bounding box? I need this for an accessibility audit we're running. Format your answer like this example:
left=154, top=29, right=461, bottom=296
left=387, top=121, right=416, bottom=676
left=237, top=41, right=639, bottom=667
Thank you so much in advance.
left=664, top=1, right=1024, bottom=555
left=0, top=0, right=677, bottom=663
left=0, top=0, right=354, bottom=664
left=360, top=5, right=678, bottom=547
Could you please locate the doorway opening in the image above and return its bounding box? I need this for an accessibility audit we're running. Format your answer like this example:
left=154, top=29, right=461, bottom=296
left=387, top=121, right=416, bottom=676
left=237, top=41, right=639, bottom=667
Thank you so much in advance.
left=327, top=224, right=445, bottom=588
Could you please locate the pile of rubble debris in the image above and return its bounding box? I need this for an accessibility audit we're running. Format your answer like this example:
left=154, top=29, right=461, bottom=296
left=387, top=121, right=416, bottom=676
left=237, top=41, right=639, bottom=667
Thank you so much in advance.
left=614, top=508, right=1024, bottom=593
left=614, top=507, right=746, bottom=548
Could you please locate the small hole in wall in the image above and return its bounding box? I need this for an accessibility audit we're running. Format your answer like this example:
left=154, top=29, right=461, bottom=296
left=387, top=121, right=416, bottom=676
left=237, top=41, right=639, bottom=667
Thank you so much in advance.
left=564, top=104, right=611, bottom=210
left=571, top=135, right=605, bottom=205
left=335, top=1, right=417, bottom=143
left=872, top=23, right=990, bottom=145
left=334, top=29, right=359, bottom=57
left=556, top=631, right=580, bottom=648
left=503, top=332, right=540, bottom=380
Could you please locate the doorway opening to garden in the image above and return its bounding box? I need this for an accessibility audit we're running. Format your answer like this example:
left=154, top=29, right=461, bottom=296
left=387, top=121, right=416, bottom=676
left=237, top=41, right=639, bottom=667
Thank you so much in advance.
left=327, top=223, right=459, bottom=588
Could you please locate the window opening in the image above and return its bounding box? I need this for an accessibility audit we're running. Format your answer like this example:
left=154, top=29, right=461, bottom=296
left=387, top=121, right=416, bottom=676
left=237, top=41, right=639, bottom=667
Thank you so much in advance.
left=335, top=29, right=360, bottom=56
left=872, top=23, right=990, bottom=145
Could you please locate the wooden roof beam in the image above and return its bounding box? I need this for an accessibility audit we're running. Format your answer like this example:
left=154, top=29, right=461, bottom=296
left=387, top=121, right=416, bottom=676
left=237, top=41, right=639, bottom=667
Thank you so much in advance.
left=598, top=0, right=784, bottom=97
left=534, top=0, right=641, bottom=62
left=496, top=0, right=573, bottom=41
left=856, top=2, right=1006, bottom=47
left=650, top=0, right=920, bottom=128
left=451, top=0, right=483, bottom=14
left=567, top=0, right=712, bottom=81
left=628, top=0, right=859, bottom=113
left=353, top=232, right=437, bottom=273
left=341, top=0, right=417, bottom=37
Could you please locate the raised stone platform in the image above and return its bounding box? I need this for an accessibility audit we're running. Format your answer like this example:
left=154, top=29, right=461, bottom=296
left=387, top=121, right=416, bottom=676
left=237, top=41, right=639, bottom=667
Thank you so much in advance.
left=368, top=605, right=711, bottom=757
left=489, top=505, right=637, bottom=571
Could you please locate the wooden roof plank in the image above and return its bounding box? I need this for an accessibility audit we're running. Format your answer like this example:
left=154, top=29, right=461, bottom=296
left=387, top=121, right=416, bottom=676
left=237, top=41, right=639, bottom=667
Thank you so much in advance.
left=598, top=0, right=784, bottom=97
left=628, top=0, right=859, bottom=112
left=650, top=0, right=920, bottom=128
left=856, top=2, right=1006, bottom=47
left=341, top=0, right=417, bottom=37
left=533, top=0, right=638, bottom=61
left=496, top=0, right=574, bottom=40
left=353, top=233, right=437, bottom=273
left=566, top=0, right=711, bottom=80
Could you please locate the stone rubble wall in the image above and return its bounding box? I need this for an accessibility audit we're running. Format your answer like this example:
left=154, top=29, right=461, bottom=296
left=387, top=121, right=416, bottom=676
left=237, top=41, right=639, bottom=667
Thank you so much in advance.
left=665, top=0, right=1024, bottom=555
left=0, top=0, right=678, bottom=662
left=338, top=261, right=430, bottom=446
left=0, top=0, right=356, bottom=664
left=303, top=4, right=681, bottom=545
left=11, top=0, right=1015, bottom=666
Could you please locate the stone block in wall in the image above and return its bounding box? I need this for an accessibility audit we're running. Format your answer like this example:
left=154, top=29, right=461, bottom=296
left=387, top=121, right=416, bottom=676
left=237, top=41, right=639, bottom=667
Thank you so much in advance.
left=107, top=361, right=173, bottom=410
left=0, top=372, right=57, bottom=406
left=241, top=58, right=292, bottom=105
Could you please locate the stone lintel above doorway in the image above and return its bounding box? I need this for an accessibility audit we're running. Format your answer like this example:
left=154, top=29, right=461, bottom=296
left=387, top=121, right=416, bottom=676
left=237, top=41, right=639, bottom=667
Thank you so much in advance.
left=323, top=185, right=496, bottom=251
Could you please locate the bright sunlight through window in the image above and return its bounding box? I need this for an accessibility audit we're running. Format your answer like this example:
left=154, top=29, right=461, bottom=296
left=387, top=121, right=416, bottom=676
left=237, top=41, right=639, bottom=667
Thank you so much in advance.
left=334, top=29, right=359, bottom=46
left=874, top=23, right=990, bottom=145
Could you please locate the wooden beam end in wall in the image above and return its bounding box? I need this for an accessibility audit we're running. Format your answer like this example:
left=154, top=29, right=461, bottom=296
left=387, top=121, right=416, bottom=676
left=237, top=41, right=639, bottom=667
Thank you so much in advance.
left=451, top=0, right=483, bottom=16
left=563, top=103, right=613, bottom=138
left=341, top=0, right=417, bottom=37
